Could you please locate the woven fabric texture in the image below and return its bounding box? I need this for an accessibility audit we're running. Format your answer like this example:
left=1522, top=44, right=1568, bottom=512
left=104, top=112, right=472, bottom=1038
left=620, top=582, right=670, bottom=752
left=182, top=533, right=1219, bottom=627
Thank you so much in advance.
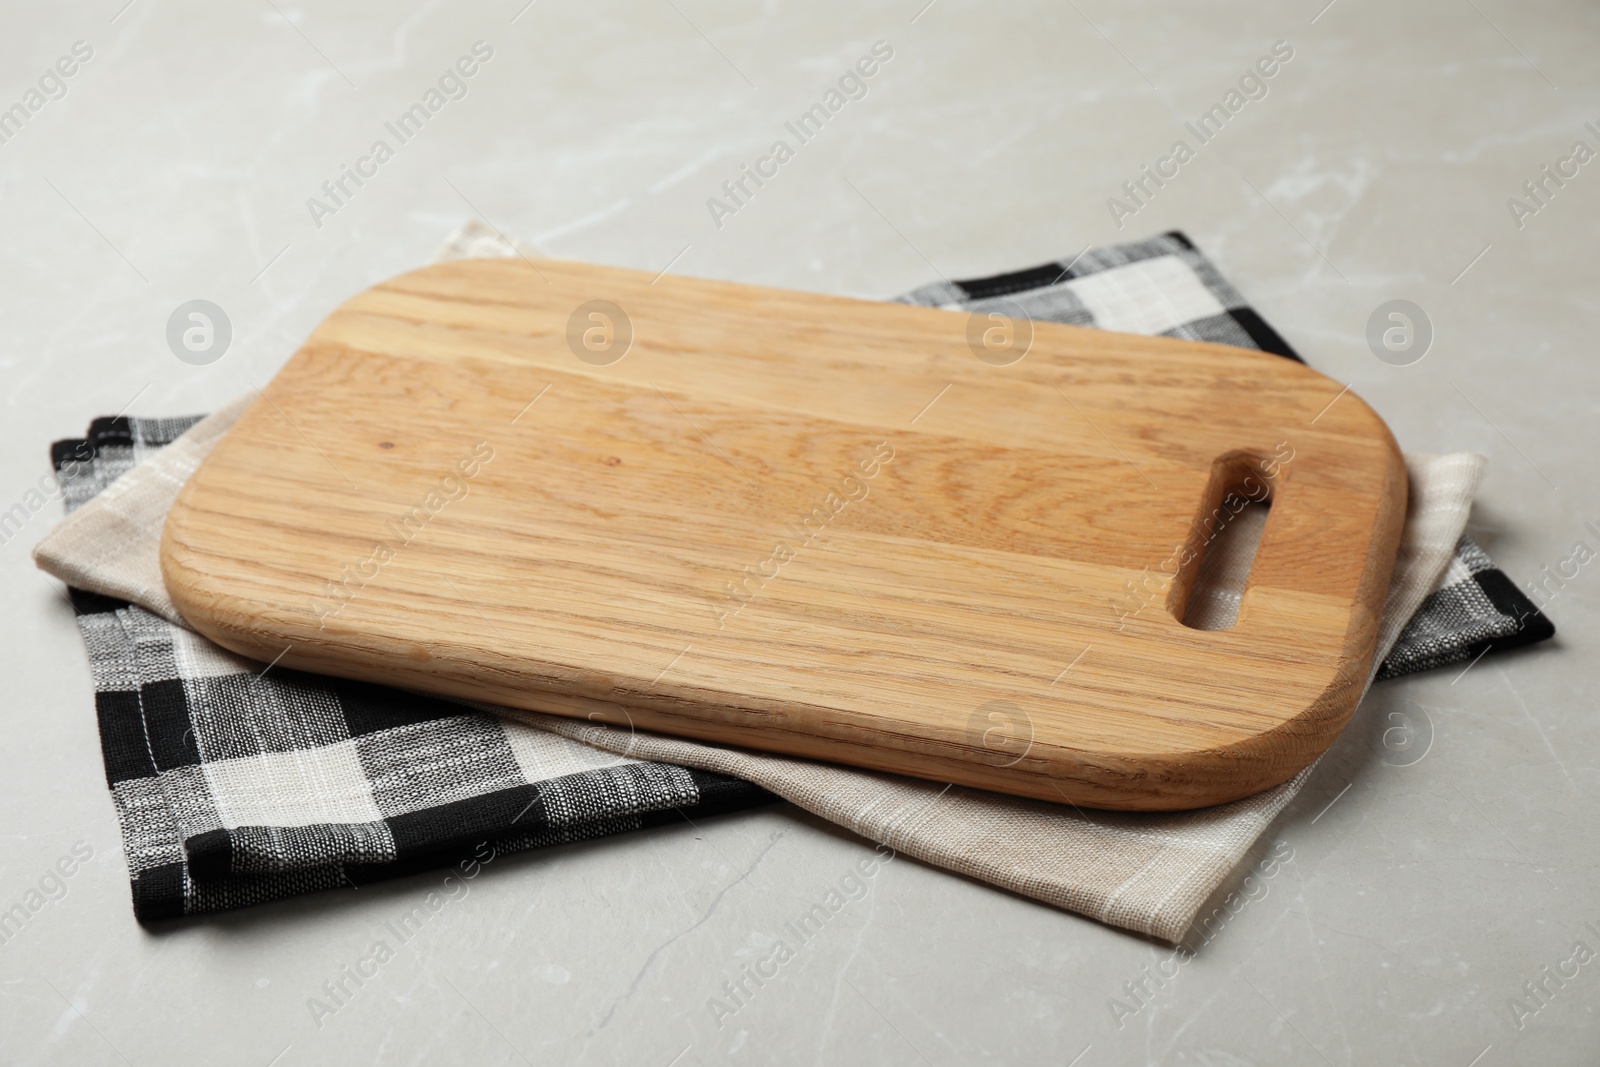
left=33, top=223, right=1553, bottom=939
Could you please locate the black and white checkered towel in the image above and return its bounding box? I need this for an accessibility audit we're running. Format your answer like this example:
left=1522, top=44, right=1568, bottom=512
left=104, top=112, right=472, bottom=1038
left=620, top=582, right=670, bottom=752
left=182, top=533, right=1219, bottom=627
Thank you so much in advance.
left=58, top=424, right=775, bottom=921
left=49, top=230, right=1552, bottom=925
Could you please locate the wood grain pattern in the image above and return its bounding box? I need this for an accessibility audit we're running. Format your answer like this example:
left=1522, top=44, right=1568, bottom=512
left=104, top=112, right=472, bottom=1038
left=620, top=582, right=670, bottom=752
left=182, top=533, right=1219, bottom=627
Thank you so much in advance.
left=160, top=258, right=1407, bottom=810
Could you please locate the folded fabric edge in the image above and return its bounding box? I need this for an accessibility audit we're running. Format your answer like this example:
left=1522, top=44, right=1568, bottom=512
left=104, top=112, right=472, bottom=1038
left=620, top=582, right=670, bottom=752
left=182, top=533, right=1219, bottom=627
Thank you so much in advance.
left=32, top=397, right=250, bottom=626
left=474, top=450, right=1486, bottom=942
left=1131, top=450, right=1490, bottom=938
left=34, top=403, right=1545, bottom=942
left=29, top=219, right=1559, bottom=942
left=132, top=772, right=780, bottom=925
left=176, top=764, right=779, bottom=881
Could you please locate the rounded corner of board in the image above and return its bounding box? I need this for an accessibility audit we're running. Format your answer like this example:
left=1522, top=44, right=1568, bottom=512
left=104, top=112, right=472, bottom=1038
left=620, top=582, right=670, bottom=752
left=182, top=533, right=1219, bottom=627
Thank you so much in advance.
left=158, top=488, right=223, bottom=636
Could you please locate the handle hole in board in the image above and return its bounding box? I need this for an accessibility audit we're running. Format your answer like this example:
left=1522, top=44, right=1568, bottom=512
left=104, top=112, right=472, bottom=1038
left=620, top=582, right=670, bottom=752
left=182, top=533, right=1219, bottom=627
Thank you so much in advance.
left=1168, top=452, right=1282, bottom=631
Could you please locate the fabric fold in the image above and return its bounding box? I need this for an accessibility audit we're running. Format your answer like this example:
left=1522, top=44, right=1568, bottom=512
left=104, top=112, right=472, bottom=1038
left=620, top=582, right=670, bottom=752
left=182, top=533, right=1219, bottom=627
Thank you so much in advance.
left=34, top=223, right=1555, bottom=939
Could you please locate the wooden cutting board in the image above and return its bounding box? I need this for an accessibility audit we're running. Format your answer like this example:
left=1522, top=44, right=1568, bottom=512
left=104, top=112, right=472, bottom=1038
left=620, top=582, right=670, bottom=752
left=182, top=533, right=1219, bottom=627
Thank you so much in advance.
left=160, top=258, right=1406, bottom=811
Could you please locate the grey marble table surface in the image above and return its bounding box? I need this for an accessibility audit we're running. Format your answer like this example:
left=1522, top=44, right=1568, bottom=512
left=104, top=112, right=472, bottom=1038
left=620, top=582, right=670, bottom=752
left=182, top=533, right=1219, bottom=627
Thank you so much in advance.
left=1, top=1, right=1596, bottom=1064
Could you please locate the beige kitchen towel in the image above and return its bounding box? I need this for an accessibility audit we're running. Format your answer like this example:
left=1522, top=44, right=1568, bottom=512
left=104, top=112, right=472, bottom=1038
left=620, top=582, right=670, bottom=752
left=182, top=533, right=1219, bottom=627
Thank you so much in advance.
left=496, top=450, right=1481, bottom=941
left=32, top=222, right=1485, bottom=941
left=33, top=395, right=251, bottom=623
left=32, top=421, right=1481, bottom=940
